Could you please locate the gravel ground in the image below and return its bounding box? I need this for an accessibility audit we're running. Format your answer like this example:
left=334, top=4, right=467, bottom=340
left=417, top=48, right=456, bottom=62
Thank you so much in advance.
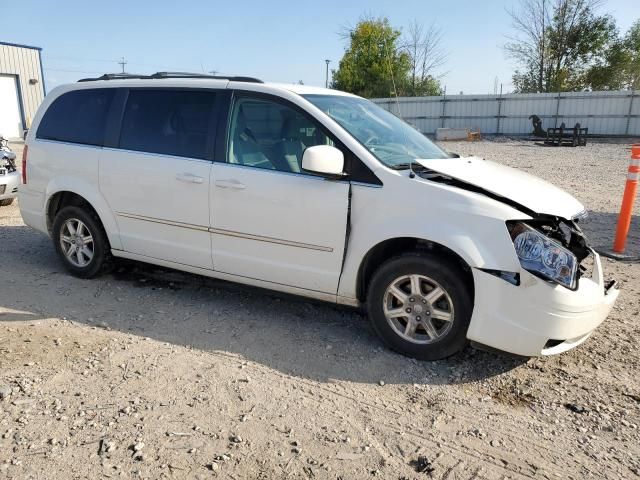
left=0, top=139, right=639, bottom=479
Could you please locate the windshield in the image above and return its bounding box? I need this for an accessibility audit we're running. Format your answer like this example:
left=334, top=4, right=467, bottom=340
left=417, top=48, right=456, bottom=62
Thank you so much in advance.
left=303, top=94, right=450, bottom=167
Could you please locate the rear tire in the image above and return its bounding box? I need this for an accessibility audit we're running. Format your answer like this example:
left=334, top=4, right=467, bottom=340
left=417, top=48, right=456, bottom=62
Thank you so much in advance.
left=367, top=253, right=473, bottom=361
left=52, top=206, right=111, bottom=278
left=0, top=198, right=14, bottom=206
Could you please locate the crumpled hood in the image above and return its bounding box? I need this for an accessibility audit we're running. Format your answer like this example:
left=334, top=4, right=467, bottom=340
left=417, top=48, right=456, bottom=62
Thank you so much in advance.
left=416, top=156, right=585, bottom=219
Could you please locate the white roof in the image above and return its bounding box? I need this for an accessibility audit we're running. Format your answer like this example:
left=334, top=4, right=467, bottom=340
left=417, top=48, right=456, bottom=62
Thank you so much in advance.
left=270, top=83, right=357, bottom=97
left=52, top=77, right=359, bottom=99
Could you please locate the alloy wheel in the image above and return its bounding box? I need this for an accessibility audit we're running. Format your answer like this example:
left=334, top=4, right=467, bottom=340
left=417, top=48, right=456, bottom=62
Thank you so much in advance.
left=382, top=274, right=455, bottom=344
left=59, top=218, right=95, bottom=268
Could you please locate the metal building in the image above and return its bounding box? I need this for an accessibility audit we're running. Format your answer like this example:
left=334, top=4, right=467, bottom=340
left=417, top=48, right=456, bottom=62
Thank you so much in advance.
left=0, top=41, right=45, bottom=139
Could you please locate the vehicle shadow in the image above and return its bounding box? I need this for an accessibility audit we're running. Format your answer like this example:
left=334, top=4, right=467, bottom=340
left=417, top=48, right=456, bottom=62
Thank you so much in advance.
left=581, top=211, right=640, bottom=258
left=0, top=225, right=528, bottom=386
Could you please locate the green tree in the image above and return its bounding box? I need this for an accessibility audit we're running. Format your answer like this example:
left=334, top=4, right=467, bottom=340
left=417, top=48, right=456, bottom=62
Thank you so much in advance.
left=546, top=10, right=617, bottom=91
left=408, top=76, right=443, bottom=96
left=628, top=21, right=640, bottom=88
left=506, top=0, right=619, bottom=92
left=332, top=18, right=412, bottom=98
left=586, top=20, right=640, bottom=89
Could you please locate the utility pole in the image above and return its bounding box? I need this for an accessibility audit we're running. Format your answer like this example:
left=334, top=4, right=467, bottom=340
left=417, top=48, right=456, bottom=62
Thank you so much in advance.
left=539, top=0, right=545, bottom=93
left=209, top=70, right=219, bottom=76
left=324, top=59, right=331, bottom=88
left=118, top=57, right=127, bottom=74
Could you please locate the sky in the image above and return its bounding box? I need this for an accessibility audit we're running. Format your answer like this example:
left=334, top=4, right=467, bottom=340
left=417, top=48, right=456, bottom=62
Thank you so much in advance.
left=2, top=0, right=639, bottom=95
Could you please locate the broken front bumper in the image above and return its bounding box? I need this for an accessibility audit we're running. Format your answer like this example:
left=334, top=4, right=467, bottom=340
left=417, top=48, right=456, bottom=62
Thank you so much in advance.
left=466, top=250, right=619, bottom=356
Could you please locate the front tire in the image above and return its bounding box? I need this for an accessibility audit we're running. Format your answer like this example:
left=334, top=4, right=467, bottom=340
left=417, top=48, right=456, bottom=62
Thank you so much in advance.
left=367, top=253, right=473, bottom=361
left=52, top=206, right=111, bottom=278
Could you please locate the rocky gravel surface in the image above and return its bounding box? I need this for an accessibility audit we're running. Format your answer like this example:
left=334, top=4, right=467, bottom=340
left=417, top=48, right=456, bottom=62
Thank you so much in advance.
left=0, top=139, right=639, bottom=479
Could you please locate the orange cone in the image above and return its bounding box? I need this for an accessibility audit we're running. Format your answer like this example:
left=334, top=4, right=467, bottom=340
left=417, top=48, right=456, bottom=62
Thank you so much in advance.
left=613, top=145, right=640, bottom=254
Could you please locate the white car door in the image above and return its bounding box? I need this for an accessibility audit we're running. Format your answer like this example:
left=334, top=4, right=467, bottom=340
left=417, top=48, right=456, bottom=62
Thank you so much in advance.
left=100, top=88, right=218, bottom=269
left=210, top=94, right=349, bottom=294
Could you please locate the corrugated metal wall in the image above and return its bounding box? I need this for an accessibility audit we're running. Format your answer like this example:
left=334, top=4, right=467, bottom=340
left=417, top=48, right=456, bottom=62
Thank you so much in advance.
left=0, top=43, right=45, bottom=129
left=373, top=90, right=639, bottom=137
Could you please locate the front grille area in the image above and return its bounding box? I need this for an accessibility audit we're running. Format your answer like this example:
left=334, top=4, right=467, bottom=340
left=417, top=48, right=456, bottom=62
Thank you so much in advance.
left=579, top=251, right=595, bottom=280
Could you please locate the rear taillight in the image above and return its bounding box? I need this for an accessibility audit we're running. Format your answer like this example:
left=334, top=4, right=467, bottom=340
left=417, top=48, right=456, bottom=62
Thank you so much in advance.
left=21, top=145, right=28, bottom=184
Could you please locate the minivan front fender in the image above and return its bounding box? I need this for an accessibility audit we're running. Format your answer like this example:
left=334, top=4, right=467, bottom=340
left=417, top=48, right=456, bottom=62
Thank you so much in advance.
left=338, top=183, right=526, bottom=301
left=45, top=177, right=123, bottom=250
left=339, top=221, right=521, bottom=301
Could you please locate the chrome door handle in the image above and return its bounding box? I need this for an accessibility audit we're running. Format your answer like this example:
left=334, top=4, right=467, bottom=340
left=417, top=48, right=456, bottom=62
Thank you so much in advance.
left=215, top=179, right=246, bottom=190
left=176, top=172, right=204, bottom=184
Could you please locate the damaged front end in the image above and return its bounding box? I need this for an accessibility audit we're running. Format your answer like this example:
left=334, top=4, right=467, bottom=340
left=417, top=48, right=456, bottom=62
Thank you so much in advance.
left=412, top=160, right=620, bottom=355
left=1, top=141, right=18, bottom=174
left=0, top=143, right=19, bottom=201
left=0, top=154, right=17, bottom=174
left=506, top=218, right=591, bottom=291
left=414, top=165, right=599, bottom=292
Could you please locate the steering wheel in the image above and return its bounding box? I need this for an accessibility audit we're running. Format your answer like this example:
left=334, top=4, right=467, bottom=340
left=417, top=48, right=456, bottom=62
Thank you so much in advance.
left=364, top=134, right=381, bottom=146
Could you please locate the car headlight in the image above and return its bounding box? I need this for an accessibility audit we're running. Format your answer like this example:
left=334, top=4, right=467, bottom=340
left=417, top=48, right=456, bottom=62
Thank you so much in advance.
left=510, top=223, right=578, bottom=289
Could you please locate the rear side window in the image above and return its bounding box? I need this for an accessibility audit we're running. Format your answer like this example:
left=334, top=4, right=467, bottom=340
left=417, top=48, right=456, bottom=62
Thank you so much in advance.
left=37, top=89, right=115, bottom=146
left=119, top=90, right=216, bottom=159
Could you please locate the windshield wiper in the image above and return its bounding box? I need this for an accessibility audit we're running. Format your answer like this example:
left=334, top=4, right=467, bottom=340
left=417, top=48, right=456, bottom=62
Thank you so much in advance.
left=389, top=162, right=427, bottom=171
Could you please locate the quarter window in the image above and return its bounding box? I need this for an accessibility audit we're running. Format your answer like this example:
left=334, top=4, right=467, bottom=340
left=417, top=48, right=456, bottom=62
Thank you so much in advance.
left=119, top=90, right=216, bottom=159
left=37, top=89, right=115, bottom=146
left=228, top=96, right=333, bottom=173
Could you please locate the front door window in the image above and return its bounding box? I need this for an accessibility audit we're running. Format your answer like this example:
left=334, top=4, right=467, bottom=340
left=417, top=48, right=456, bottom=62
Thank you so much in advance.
left=228, top=96, right=333, bottom=173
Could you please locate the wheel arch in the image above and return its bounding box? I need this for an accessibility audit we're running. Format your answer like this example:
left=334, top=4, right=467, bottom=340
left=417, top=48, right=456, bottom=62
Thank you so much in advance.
left=47, top=191, right=94, bottom=231
left=45, top=181, right=122, bottom=250
left=355, top=237, right=475, bottom=304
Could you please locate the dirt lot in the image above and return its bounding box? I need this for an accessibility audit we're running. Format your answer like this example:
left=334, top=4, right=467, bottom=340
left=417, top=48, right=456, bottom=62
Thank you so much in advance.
left=1, top=139, right=639, bottom=480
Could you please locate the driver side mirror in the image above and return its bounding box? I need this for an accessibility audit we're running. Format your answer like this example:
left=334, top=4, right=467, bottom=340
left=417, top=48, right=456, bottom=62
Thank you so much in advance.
left=301, top=145, right=346, bottom=178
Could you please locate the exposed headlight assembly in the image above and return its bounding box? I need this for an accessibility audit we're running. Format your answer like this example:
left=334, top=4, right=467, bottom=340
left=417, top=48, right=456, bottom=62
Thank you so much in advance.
left=509, top=222, right=578, bottom=289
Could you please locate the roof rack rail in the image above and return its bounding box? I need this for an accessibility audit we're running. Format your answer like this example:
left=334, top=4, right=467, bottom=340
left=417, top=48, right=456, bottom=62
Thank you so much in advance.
left=78, top=72, right=263, bottom=83
left=150, top=72, right=263, bottom=83
left=78, top=73, right=152, bottom=82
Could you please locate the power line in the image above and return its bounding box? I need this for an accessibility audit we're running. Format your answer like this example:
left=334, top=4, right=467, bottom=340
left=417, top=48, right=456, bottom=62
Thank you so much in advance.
left=43, top=67, right=103, bottom=74
left=41, top=52, right=214, bottom=75
left=46, top=59, right=201, bottom=74
left=45, top=55, right=120, bottom=63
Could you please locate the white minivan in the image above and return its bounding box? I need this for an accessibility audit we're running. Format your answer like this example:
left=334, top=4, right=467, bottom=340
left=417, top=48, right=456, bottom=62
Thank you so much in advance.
left=19, top=72, right=619, bottom=360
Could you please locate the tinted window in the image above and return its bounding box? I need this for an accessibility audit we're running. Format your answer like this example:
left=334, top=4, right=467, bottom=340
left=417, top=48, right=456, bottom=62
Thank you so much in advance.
left=37, top=89, right=115, bottom=146
left=119, top=90, right=216, bottom=159
left=228, top=96, right=333, bottom=173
